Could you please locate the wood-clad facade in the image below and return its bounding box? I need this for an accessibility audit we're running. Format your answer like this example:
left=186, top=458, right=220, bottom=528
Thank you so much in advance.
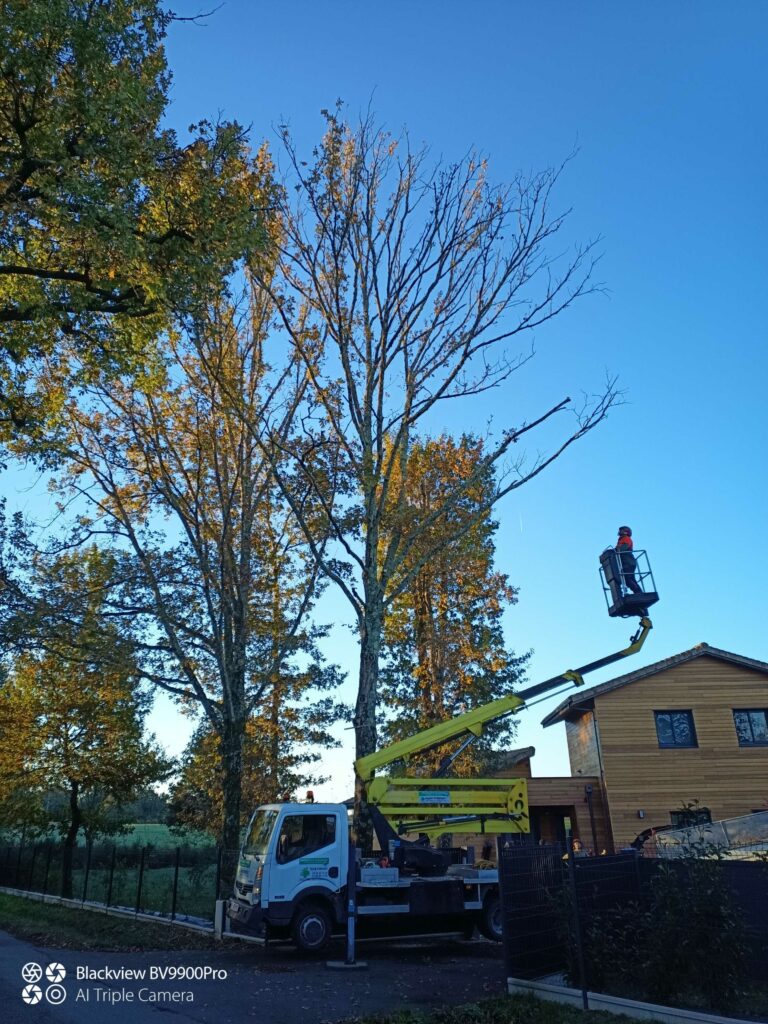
left=541, top=645, right=768, bottom=850
left=495, top=753, right=612, bottom=851
left=527, top=776, right=610, bottom=852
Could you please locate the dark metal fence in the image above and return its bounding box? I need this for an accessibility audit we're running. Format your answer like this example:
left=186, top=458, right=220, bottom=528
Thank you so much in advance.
left=498, top=840, right=768, bottom=1007
left=498, top=841, right=566, bottom=980
left=0, top=839, right=241, bottom=924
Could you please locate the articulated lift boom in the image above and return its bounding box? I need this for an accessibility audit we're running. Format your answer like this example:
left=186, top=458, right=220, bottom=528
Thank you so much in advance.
left=356, top=615, right=654, bottom=840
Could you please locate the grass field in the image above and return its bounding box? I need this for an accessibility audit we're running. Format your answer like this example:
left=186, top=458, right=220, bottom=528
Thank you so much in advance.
left=106, top=823, right=215, bottom=848
left=0, top=892, right=224, bottom=950
left=1, top=823, right=215, bottom=848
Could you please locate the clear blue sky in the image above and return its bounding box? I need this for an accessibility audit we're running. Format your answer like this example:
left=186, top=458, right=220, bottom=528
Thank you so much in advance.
left=146, top=1, right=765, bottom=797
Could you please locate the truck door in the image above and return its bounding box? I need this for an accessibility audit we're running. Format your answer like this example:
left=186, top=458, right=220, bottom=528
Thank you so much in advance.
left=270, top=810, right=342, bottom=904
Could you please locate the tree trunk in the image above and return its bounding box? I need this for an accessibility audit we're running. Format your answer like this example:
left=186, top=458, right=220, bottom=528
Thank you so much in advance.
left=268, top=563, right=283, bottom=801
left=219, top=713, right=245, bottom=891
left=353, top=602, right=382, bottom=854
left=61, top=779, right=82, bottom=899
left=414, top=569, right=435, bottom=721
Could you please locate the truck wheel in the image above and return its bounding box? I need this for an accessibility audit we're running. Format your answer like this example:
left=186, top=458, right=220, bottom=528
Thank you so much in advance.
left=291, top=902, right=332, bottom=953
left=478, top=891, right=503, bottom=942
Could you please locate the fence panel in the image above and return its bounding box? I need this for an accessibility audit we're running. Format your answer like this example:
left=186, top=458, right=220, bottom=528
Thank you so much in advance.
left=723, top=860, right=768, bottom=982
left=572, top=852, right=642, bottom=929
left=498, top=841, right=568, bottom=980
left=84, top=843, right=115, bottom=905
left=640, top=855, right=768, bottom=988
left=0, top=839, right=222, bottom=922
left=138, top=846, right=176, bottom=917
left=171, top=845, right=218, bottom=922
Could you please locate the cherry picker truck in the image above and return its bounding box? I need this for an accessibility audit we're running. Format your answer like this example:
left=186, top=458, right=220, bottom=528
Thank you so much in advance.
left=227, top=553, right=658, bottom=952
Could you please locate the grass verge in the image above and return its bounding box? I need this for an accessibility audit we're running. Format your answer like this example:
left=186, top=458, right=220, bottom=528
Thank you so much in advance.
left=0, top=892, right=227, bottom=951
left=350, top=994, right=641, bottom=1024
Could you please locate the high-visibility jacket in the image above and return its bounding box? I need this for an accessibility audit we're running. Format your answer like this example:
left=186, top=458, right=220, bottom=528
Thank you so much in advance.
left=616, top=534, right=633, bottom=553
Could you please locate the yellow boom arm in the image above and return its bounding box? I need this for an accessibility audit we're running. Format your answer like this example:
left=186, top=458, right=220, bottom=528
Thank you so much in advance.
left=355, top=617, right=653, bottom=836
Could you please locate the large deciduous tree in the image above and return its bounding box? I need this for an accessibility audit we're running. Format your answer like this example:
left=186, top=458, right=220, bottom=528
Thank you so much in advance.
left=256, top=109, right=617, bottom=840
left=0, top=0, right=265, bottom=434
left=17, top=290, right=344, bottom=858
left=0, top=547, right=170, bottom=897
left=379, top=435, right=529, bottom=775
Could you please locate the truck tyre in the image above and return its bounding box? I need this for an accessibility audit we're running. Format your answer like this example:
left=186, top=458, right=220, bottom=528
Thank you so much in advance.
left=291, top=902, right=332, bottom=953
left=478, top=891, right=503, bottom=942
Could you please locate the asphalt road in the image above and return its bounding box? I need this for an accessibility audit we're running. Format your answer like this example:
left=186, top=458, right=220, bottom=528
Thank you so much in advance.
left=0, top=929, right=508, bottom=1024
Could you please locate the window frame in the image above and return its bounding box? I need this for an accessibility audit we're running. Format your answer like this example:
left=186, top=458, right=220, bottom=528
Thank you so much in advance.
left=653, top=709, right=698, bottom=749
left=275, top=812, right=337, bottom=864
left=732, top=708, right=768, bottom=747
left=669, top=807, right=712, bottom=828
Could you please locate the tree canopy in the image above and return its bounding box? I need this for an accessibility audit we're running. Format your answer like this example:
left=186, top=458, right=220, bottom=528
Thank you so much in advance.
left=0, top=0, right=267, bottom=434
left=379, top=435, right=529, bottom=774
left=9, top=288, right=345, bottom=853
left=0, top=546, right=170, bottom=895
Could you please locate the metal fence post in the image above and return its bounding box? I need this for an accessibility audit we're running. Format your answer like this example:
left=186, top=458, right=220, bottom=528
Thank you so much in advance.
left=214, top=846, right=223, bottom=901
left=345, top=840, right=358, bottom=965
left=171, top=847, right=180, bottom=921
left=82, top=839, right=92, bottom=905
left=14, top=842, right=23, bottom=888
left=28, top=844, right=38, bottom=891
left=42, top=843, right=52, bottom=896
left=567, top=854, right=589, bottom=1010
left=106, top=845, right=116, bottom=907
left=135, top=847, right=145, bottom=915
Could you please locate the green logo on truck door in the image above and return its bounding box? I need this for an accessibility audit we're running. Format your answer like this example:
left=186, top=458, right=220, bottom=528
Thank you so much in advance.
left=299, top=857, right=330, bottom=879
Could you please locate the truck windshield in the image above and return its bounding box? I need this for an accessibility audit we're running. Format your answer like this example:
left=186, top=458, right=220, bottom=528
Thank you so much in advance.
left=243, top=809, right=278, bottom=856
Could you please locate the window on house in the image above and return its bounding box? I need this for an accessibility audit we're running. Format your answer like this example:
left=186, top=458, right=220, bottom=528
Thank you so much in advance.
left=733, top=709, right=768, bottom=746
left=670, top=807, right=712, bottom=828
left=654, top=710, right=698, bottom=748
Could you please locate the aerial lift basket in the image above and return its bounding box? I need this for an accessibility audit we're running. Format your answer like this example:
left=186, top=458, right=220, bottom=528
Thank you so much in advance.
left=599, top=546, right=659, bottom=618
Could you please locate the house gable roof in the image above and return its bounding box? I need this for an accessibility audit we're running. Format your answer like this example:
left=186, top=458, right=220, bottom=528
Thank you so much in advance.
left=540, top=643, right=768, bottom=728
left=490, top=746, right=535, bottom=769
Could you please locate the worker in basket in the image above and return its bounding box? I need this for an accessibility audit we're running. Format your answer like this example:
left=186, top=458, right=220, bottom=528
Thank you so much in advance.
left=616, top=526, right=642, bottom=595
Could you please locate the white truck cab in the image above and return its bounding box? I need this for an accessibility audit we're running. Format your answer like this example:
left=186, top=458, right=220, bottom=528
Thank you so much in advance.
left=228, top=803, right=348, bottom=950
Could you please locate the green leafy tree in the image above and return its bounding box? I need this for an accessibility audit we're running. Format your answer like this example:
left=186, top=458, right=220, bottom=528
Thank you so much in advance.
left=0, top=547, right=170, bottom=897
left=169, top=687, right=341, bottom=837
left=119, top=787, right=168, bottom=823
left=10, top=288, right=345, bottom=858
left=0, top=0, right=266, bottom=434
left=379, top=435, right=529, bottom=775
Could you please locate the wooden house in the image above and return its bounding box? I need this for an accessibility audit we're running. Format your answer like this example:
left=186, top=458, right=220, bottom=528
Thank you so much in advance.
left=540, top=643, right=768, bottom=850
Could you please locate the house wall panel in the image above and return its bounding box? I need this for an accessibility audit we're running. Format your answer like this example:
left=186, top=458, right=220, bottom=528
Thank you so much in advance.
left=591, top=657, right=768, bottom=847
left=527, top=776, right=610, bottom=852
left=565, top=712, right=601, bottom=776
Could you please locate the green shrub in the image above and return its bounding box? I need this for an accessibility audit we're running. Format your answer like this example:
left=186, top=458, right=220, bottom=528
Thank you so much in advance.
left=577, top=857, right=750, bottom=1013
